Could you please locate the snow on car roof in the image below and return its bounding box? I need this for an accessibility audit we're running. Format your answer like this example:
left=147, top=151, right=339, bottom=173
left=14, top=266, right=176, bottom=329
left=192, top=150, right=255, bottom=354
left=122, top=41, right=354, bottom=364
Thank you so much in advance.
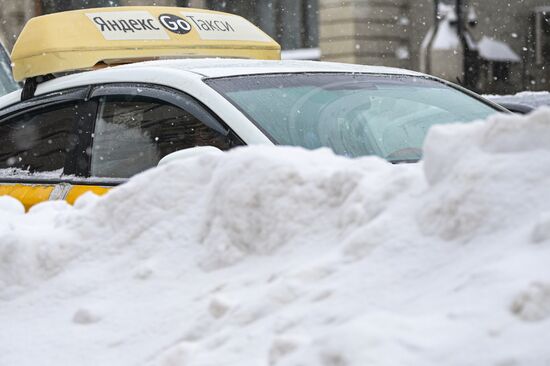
left=115, top=58, right=424, bottom=78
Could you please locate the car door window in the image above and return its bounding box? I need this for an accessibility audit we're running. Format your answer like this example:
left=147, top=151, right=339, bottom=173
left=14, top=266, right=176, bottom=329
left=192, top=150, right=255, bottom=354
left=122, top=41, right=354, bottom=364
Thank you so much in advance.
left=91, top=95, right=236, bottom=179
left=0, top=102, right=82, bottom=178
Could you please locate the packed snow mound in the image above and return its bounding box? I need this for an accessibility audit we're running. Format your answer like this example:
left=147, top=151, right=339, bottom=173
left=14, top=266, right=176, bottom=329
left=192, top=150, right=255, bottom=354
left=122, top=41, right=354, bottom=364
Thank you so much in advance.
left=2, top=109, right=550, bottom=366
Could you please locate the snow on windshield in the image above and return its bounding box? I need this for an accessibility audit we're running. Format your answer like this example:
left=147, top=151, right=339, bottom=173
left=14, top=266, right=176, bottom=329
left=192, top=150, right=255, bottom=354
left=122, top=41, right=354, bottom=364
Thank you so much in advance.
left=1, top=108, right=550, bottom=365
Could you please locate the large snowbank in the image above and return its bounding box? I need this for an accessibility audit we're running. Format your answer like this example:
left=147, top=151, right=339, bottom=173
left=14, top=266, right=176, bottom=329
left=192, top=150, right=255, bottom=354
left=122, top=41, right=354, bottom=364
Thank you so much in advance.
left=2, top=109, right=550, bottom=366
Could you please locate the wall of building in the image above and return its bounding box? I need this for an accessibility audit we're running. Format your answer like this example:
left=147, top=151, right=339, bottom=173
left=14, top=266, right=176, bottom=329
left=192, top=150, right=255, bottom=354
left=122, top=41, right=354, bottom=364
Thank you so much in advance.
left=0, top=0, right=36, bottom=50
left=319, top=0, right=411, bottom=67
left=407, top=0, right=432, bottom=71
left=318, top=0, right=549, bottom=93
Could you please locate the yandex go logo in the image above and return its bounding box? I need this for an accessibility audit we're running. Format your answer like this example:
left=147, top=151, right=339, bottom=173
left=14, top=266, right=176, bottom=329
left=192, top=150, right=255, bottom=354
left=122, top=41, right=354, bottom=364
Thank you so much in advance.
left=158, top=14, right=192, bottom=34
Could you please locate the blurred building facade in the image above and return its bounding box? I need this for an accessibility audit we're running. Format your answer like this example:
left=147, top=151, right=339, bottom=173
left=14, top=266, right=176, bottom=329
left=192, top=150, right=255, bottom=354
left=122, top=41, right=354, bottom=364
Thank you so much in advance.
left=319, top=0, right=549, bottom=93
left=0, top=0, right=548, bottom=94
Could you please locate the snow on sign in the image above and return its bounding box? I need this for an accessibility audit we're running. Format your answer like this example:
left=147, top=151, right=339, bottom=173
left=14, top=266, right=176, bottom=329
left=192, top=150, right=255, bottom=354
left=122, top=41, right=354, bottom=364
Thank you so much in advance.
left=181, top=12, right=273, bottom=42
left=86, top=11, right=170, bottom=40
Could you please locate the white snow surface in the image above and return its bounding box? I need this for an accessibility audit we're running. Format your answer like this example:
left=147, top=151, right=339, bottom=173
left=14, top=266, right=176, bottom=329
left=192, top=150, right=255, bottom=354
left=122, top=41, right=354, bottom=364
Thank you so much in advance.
left=431, top=4, right=461, bottom=50
left=486, top=91, right=550, bottom=109
left=477, top=36, right=521, bottom=63
left=280, top=48, right=321, bottom=61
left=2, top=109, right=550, bottom=365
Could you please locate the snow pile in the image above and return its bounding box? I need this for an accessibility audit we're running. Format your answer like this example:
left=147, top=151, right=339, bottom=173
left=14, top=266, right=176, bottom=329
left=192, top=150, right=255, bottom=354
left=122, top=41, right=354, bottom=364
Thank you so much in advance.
left=2, top=109, right=550, bottom=365
left=486, top=91, right=550, bottom=109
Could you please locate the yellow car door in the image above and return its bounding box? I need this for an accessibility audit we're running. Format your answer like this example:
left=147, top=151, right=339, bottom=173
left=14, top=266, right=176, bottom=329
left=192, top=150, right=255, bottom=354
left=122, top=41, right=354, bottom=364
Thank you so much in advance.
left=0, top=183, right=111, bottom=210
left=0, top=87, right=113, bottom=210
left=0, top=82, right=243, bottom=210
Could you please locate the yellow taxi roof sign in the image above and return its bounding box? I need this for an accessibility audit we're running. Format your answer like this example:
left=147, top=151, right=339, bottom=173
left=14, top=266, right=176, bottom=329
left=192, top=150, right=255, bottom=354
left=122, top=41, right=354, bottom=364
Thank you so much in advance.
left=11, top=6, right=281, bottom=81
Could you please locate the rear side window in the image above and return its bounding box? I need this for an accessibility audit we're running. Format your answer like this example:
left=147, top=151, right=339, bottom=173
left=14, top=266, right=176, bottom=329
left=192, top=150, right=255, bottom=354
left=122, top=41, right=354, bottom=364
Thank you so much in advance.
left=91, top=96, right=235, bottom=178
left=0, top=103, right=81, bottom=176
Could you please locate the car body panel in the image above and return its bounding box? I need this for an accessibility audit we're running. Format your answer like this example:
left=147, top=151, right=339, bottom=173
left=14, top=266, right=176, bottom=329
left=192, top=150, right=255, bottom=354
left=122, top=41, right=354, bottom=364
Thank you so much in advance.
left=116, top=58, right=424, bottom=78
left=0, top=184, right=54, bottom=210
left=0, top=182, right=112, bottom=210
left=65, top=186, right=110, bottom=205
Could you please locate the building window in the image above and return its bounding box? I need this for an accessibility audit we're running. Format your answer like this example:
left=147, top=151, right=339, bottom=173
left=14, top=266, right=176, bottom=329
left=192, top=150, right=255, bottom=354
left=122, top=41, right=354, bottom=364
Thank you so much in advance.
left=493, top=62, right=510, bottom=82
left=206, top=0, right=319, bottom=50
left=535, top=10, right=550, bottom=65
left=543, top=13, right=550, bottom=62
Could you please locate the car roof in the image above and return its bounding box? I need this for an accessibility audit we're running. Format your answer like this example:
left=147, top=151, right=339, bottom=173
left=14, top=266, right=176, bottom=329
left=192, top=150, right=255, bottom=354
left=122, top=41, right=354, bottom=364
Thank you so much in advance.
left=0, top=58, right=427, bottom=109
left=116, top=58, right=424, bottom=78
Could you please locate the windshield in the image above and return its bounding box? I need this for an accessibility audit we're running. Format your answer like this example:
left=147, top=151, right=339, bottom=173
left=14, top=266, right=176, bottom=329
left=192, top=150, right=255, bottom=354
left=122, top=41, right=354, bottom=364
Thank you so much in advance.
left=206, top=73, right=499, bottom=162
left=0, top=44, right=18, bottom=97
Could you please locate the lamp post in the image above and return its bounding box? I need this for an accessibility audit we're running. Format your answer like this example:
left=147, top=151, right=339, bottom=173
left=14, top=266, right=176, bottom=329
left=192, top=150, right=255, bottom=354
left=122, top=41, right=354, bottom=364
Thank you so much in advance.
left=455, top=0, right=475, bottom=89
left=456, top=0, right=480, bottom=91
left=433, top=0, right=439, bottom=26
left=456, top=0, right=464, bottom=38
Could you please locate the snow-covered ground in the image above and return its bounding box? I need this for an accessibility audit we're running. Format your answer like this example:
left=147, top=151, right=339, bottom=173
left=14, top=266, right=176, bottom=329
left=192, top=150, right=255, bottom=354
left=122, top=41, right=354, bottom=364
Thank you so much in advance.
left=486, top=91, right=550, bottom=109
left=2, top=108, right=550, bottom=366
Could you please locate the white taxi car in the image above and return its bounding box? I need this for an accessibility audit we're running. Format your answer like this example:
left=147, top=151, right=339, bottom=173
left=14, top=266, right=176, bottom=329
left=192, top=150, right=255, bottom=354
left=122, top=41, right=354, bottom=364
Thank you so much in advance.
left=0, top=6, right=506, bottom=209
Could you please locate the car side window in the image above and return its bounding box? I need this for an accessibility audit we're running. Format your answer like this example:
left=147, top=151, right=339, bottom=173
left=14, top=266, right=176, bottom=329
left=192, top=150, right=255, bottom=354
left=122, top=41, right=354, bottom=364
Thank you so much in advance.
left=91, top=95, right=236, bottom=178
left=0, top=102, right=82, bottom=177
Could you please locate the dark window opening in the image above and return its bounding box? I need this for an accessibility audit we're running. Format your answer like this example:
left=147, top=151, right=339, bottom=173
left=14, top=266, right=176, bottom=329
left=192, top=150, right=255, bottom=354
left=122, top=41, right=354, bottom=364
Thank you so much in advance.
left=493, top=62, right=510, bottom=82
left=534, top=10, right=550, bottom=65
left=91, top=95, right=237, bottom=178
left=0, top=102, right=82, bottom=175
left=543, top=13, right=550, bottom=62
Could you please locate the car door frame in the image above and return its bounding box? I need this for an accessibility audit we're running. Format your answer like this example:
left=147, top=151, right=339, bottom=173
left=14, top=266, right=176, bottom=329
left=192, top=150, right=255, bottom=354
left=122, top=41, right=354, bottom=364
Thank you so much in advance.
left=79, top=82, right=245, bottom=185
left=0, top=82, right=246, bottom=208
